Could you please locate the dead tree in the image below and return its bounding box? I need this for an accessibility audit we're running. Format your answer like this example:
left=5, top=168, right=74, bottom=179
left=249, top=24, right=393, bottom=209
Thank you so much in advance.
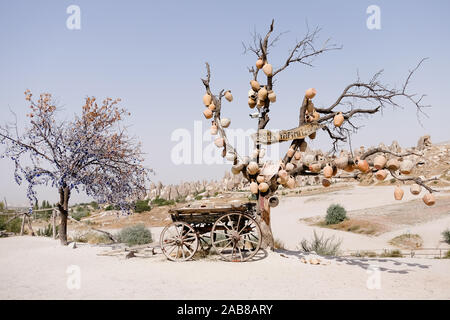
left=201, top=20, right=436, bottom=249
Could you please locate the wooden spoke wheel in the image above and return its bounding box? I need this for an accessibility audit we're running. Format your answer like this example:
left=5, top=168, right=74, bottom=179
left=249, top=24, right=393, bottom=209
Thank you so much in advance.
left=211, top=213, right=261, bottom=262
left=160, top=222, right=199, bottom=261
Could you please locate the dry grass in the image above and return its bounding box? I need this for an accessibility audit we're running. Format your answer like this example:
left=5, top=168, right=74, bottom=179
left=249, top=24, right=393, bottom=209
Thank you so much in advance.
left=389, top=233, right=423, bottom=249
left=314, top=218, right=386, bottom=236
left=274, top=238, right=286, bottom=250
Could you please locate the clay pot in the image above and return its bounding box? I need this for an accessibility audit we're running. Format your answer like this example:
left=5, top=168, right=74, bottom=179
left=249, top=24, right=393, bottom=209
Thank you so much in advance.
left=268, top=196, right=279, bottom=208
left=259, top=148, right=266, bottom=159
left=256, top=175, right=265, bottom=184
left=357, top=159, right=370, bottom=173
left=257, top=99, right=265, bottom=107
left=268, top=91, right=276, bottom=103
left=323, top=165, right=333, bottom=179
left=344, top=164, right=355, bottom=172
left=422, top=193, right=435, bottom=206
left=294, top=151, right=302, bottom=161
left=214, top=137, right=224, bottom=148
left=400, top=159, right=414, bottom=175
left=225, top=152, right=236, bottom=162
left=303, top=154, right=314, bottom=165
left=210, top=123, right=218, bottom=135
left=375, top=169, right=388, bottom=181
left=262, top=63, right=273, bottom=76
left=258, top=87, right=268, bottom=101
left=410, top=184, right=422, bottom=195
left=300, top=141, right=308, bottom=152
left=278, top=169, right=288, bottom=180
left=203, top=94, right=212, bottom=106
left=258, top=182, right=269, bottom=193
left=250, top=182, right=259, bottom=194
left=335, top=156, right=348, bottom=169
left=394, top=187, right=404, bottom=200
left=208, top=103, right=216, bottom=111
left=322, top=179, right=331, bottom=187
left=248, top=89, right=257, bottom=100
left=248, top=98, right=256, bottom=108
left=286, top=163, right=294, bottom=172
left=256, top=58, right=264, bottom=69
left=309, top=163, right=321, bottom=173
left=309, top=132, right=316, bottom=140
left=224, top=91, right=233, bottom=102
left=251, top=149, right=259, bottom=159
left=305, top=88, right=317, bottom=99
left=386, top=158, right=400, bottom=171
left=333, top=112, right=344, bottom=127
left=203, top=109, right=213, bottom=119
left=373, top=155, right=387, bottom=170
left=231, top=164, right=243, bottom=175
left=220, top=118, right=231, bottom=128
left=247, top=161, right=259, bottom=175
left=286, top=177, right=295, bottom=189
left=250, top=80, right=260, bottom=91
left=287, top=147, right=295, bottom=158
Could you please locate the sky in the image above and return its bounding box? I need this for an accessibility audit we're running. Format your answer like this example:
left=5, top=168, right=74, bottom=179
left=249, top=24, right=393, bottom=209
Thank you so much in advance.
left=0, top=0, right=449, bottom=206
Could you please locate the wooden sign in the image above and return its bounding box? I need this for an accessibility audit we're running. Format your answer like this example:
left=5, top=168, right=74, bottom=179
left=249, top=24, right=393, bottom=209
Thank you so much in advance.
left=251, top=122, right=323, bottom=145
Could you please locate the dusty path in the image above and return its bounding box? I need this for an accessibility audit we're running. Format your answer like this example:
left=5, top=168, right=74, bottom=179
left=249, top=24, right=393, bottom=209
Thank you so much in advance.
left=0, top=236, right=449, bottom=299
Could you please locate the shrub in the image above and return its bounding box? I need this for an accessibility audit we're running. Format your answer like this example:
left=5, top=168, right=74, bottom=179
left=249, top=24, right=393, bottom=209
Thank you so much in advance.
left=90, top=201, right=99, bottom=210
left=194, top=195, right=203, bottom=201
left=0, top=216, right=22, bottom=233
left=134, top=200, right=151, bottom=213
left=116, top=224, right=152, bottom=246
left=151, top=197, right=175, bottom=206
left=325, top=204, right=347, bottom=225
left=380, top=249, right=403, bottom=258
left=274, top=238, right=286, bottom=250
left=71, top=207, right=90, bottom=221
left=442, top=229, right=450, bottom=245
left=300, top=230, right=342, bottom=256
left=36, top=223, right=57, bottom=237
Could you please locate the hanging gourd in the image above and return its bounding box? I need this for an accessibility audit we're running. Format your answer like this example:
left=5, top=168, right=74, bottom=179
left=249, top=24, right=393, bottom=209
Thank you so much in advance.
left=287, top=146, right=295, bottom=158
left=300, top=141, right=307, bottom=152
left=309, top=132, right=316, bottom=140
left=247, top=161, right=259, bottom=175
left=268, top=91, right=276, bottom=103
left=374, top=155, right=387, bottom=170
left=309, top=163, right=321, bottom=173
left=410, top=184, right=421, bottom=195
left=256, top=175, right=265, bottom=184
left=224, top=90, right=233, bottom=102
left=214, top=137, right=224, bottom=148
left=248, top=98, right=256, bottom=109
left=286, top=176, right=295, bottom=189
left=225, top=151, right=236, bottom=162
left=422, top=193, right=435, bottom=206
left=400, top=159, right=414, bottom=174
left=305, top=88, right=317, bottom=99
left=251, top=149, right=259, bottom=159
left=203, top=94, right=212, bottom=106
left=208, top=103, right=216, bottom=111
left=375, top=169, right=388, bottom=181
left=262, top=63, right=273, bottom=76
left=278, top=169, right=288, bottom=180
left=286, top=163, right=294, bottom=171
left=258, top=182, right=269, bottom=193
left=333, top=112, right=344, bottom=127
left=335, top=156, right=348, bottom=169
left=394, top=186, right=404, bottom=200
left=259, top=148, right=266, bottom=159
left=258, top=87, right=268, bottom=101
left=344, top=164, right=355, bottom=172
left=357, top=159, right=370, bottom=173
left=250, top=182, right=259, bottom=194
left=203, top=109, right=213, bottom=119
left=322, top=178, right=331, bottom=187
left=256, top=58, right=264, bottom=69
left=294, top=151, right=302, bottom=161
left=210, top=123, right=218, bottom=135
left=386, top=158, right=400, bottom=171
left=257, top=99, right=265, bottom=107
left=323, top=165, right=333, bottom=179
left=231, top=164, right=243, bottom=175
left=220, top=118, right=231, bottom=128
left=250, top=80, right=260, bottom=91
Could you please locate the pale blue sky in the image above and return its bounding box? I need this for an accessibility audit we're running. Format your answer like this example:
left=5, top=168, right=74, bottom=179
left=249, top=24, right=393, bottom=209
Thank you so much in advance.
left=1, top=0, right=449, bottom=205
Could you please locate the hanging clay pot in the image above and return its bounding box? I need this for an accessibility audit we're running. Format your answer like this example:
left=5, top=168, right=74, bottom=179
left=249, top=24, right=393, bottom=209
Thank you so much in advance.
left=210, top=123, right=218, bottom=135
left=250, top=80, right=260, bottom=91
left=286, top=177, right=295, bottom=189
left=257, top=99, right=265, bottom=107
left=333, top=112, right=344, bottom=127
left=394, top=187, right=404, bottom=200
left=250, top=182, right=259, bottom=194
left=303, top=154, right=314, bottom=165
left=375, top=169, right=388, bottom=181
left=226, top=152, right=236, bottom=162
left=203, top=94, right=212, bottom=106
left=268, top=91, right=276, bottom=103
left=278, top=169, right=288, bottom=180
left=410, top=184, right=421, bottom=195
left=220, top=118, right=231, bottom=128
left=251, top=148, right=259, bottom=159
left=259, top=148, right=266, bottom=159
left=287, top=147, right=295, bottom=158
left=224, top=91, right=233, bottom=102
left=300, top=141, right=308, bottom=152
left=268, top=196, right=279, bottom=208
left=344, top=164, right=355, bottom=172
left=305, top=88, right=317, bottom=99
left=258, top=87, right=268, bottom=101
left=322, top=179, right=331, bottom=187
left=231, top=163, right=243, bottom=175
left=335, top=156, right=348, bottom=169
left=323, top=165, right=333, bottom=179
left=374, top=155, right=387, bottom=170
left=386, top=158, right=400, bottom=171
left=400, top=159, right=414, bottom=175
left=422, top=193, right=435, bottom=206
left=203, top=109, right=213, bottom=119
left=256, top=175, right=265, bottom=184
left=248, top=89, right=257, bottom=100
left=247, top=161, right=259, bottom=175
left=208, top=103, right=216, bottom=111
left=262, top=63, right=273, bottom=76
left=256, top=58, right=264, bottom=69
left=258, top=182, right=269, bottom=193
left=286, top=163, right=294, bottom=171
left=248, top=98, right=256, bottom=109
left=309, top=163, right=321, bottom=173
left=294, top=151, right=302, bottom=161
left=309, top=132, right=316, bottom=140
left=357, top=159, right=370, bottom=173
left=214, top=137, right=224, bottom=148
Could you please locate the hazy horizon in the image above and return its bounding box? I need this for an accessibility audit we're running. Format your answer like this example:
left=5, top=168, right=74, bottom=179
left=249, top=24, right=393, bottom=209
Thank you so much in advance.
left=1, top=0, right=449, bottom=206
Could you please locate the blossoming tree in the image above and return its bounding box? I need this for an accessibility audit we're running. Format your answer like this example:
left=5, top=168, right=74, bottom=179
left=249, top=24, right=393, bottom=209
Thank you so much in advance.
left=0, top=92, right=151, bottom=245
left=201, top=20, right=437, bottom=249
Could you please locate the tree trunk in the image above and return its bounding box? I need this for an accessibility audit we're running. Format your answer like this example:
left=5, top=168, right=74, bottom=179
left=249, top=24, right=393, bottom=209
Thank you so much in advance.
left=257, top=196, right=274, bottom=249
left=26, top=215, right=35, bottom=236
left=52, top=209, right=57, bottom=239
left=58, top=186, right=70, bottom=246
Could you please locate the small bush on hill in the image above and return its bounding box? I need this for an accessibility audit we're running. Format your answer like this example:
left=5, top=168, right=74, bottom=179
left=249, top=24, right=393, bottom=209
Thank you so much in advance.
left=134, top=200, right=151, bottom=213
left=442, top=229, right=450, bottom=245
left=325, top=204, right=347, bottom=225
left=117, top=224, right=152, bottom=246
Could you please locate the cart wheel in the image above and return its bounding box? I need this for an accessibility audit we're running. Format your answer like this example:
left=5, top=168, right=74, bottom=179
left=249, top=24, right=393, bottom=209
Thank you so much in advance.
left=160, top=222, right=198, bottom=261
left=211, top=213, right=261, bottom=262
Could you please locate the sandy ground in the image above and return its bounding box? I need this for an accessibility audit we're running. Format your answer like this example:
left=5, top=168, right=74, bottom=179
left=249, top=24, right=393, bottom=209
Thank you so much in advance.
left=1, top=185, right=449, bottom=300
left=0, top=236, right=449, bottom=300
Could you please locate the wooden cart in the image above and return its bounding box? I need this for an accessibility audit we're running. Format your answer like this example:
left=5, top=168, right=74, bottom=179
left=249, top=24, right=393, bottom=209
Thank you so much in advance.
left=160, top=202, right=262, bottom=262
